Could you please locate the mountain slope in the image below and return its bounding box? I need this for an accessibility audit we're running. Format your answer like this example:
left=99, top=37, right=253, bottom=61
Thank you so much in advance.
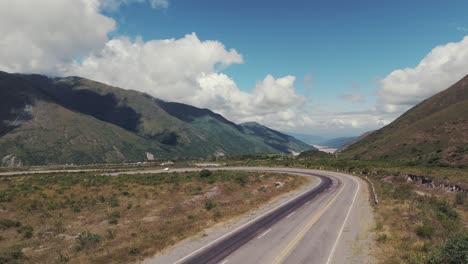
left=0, top=71, right=309, bottom=165
left=341, top=74, right=468, bottom=167
left=240, top=122, right=314, bottom=153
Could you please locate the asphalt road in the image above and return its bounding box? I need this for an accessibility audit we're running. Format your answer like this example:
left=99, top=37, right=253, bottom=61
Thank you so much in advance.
left=1, top=167, right=372, bottom=264
left=111, top=167, right=372, bottom=264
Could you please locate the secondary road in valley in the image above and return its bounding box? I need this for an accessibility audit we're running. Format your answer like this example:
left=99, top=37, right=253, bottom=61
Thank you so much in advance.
left=113, top=167, right=373, bottom=264
left=1, top=167, right=373, bottom=263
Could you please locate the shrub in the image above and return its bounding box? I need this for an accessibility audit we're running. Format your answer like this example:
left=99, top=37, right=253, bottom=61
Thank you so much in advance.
left=235, top=175, right=248, bottom=187
left=106, top=229, right=116, bottom=240
left=430, top=199, right=458, bottom=220
left=377, top=233, right=388, bottom=243
left=199, top=169, right=212, bottom=178
left=0, top=219, right=21, bottom=230
left=455, top=193, right=465, bottom=205
left=129, top=247, right=140, bottom=254
left=17, top=225, right=34, bottom=239
left=429, top=234, right=468, bottom=264
left=204, top=200, right=216, bottom=211
left=415, top=224, right=434, bottom=238
left=109, top=211, right=120, bottom=225
left=77, top=231, right=101, bottom=250
left=109, top=196, right=119, bottom=207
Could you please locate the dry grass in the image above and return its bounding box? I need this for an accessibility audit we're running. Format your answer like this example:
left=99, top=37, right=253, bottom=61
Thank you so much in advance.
left=370, top=175, right=467, bottom=264
left=0, top=170, right=307, bottom=263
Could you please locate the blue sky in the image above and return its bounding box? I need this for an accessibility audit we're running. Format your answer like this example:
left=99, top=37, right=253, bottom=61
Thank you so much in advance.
left=108, top=0, right=468, bottom=113
left=2, top=0, right=468, bottom=138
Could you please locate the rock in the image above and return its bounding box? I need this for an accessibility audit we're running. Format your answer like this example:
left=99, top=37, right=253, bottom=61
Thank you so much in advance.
left=146, top=152, right=155, bottom=161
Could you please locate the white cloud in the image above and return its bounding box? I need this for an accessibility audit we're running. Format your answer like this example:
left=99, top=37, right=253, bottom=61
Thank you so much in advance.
left=64, top=33, right=305, bottom=127
left=0, top=0, right=386, bottom=137
left=377, top=36, right=468, bottom=113
left=0, top=0, right=115, bottom=74
left=65, top=33, right=244, bottom=102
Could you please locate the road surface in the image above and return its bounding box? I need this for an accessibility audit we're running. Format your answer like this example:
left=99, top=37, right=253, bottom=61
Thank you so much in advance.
left=1, top=167, right=374, bottom=263
left=115, top=167, right=374, bottom=264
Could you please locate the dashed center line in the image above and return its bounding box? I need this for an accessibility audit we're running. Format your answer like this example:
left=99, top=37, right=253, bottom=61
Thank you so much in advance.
left=286, top=211, right=296, bottom=218
left=257, top=228, right=272, bottom=239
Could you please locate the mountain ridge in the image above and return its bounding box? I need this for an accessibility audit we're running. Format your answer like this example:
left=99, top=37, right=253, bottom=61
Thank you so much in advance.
left=0, top=71, right=312, bottom=166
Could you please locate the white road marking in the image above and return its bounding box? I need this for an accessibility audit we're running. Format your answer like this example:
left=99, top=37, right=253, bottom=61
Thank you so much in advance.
left=286, top=211, right=295, bottom=219
left=172, top=176, right=323, bottom=264
left=219, top=259, right=229, bottom=264
left=305, top=201, right=310, bottom=205
left=325, top=174, right=361, bottom=264
left=257, top=228, right=272, bottom=239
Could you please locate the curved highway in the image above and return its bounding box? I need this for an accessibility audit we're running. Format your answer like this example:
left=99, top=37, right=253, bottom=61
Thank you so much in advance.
left=0, top=167, right=373, bottom=264
left=133, top=167, right=372, bottom=264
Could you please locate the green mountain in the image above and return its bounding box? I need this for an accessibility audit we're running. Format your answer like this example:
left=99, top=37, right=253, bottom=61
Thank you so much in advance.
left=239, top=122, right=314, bottom=153
left=342, top=74, right=468, bottom=167
left=0, top=71, right=312, bottom=166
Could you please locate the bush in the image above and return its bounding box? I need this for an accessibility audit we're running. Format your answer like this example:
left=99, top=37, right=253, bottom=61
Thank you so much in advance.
left=0, top=219, right=21, bottom=230
left=415, top=224, right=434, bottom=238
left=204, top=200, right=216, bottom=211
left=377, top=233, right=388, bottom=243
left=77, top=231, right=101, bottom=250
left=128, top=247, right=140, bottom=254
left=455, top=193, right=465, bottom=205
left=109, top=196, right=119, bottom=207
left=17, top=225, right=34, bottom=239
left=430, top=199, right=458, bottom=220
left=429, top=234, right=468, bottom=264
left=199, top=169, right=212, bottom=178
left=235, top=175, right=248, bottom=187
left=108, top=211, right=120, bottom=225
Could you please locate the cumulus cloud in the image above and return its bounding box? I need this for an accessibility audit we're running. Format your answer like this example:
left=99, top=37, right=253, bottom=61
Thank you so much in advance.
left=0, top=0, right=115, bottom=74
left=0, top=0, right=386, bottom=137
left=377, top=36, right=468, bottom=113
left=65, top=33, right=244, bottom=102
left=65, top=33, right=305, bottom=126
left=338, top=93, right=365, bottom=103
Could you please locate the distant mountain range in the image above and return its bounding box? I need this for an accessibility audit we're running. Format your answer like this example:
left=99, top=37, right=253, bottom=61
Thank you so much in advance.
left=319, top=137, right=357, bottom=149
left=342, top=74, right=468, bottom=167
left=286, top=132, right=357, bottom=150
left=0, top=71, right=313, bottom=166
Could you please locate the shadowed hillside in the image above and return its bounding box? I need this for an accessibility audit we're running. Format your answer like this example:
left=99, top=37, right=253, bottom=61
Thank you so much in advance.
left=0, top=71, right=311, bottom=166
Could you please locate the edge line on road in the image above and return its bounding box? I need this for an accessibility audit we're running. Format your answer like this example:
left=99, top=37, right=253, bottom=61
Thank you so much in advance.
left=325, top=175, right=361, bottom=264
left=272, top=179, right=345, bottom=264
left=173, top=175, right=323, bottom=264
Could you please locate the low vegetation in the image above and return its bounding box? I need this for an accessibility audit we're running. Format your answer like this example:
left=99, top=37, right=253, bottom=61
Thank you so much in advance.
left=0, top=170, right=307, bottom=263
left=370, top=175, right=467, bottom=263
